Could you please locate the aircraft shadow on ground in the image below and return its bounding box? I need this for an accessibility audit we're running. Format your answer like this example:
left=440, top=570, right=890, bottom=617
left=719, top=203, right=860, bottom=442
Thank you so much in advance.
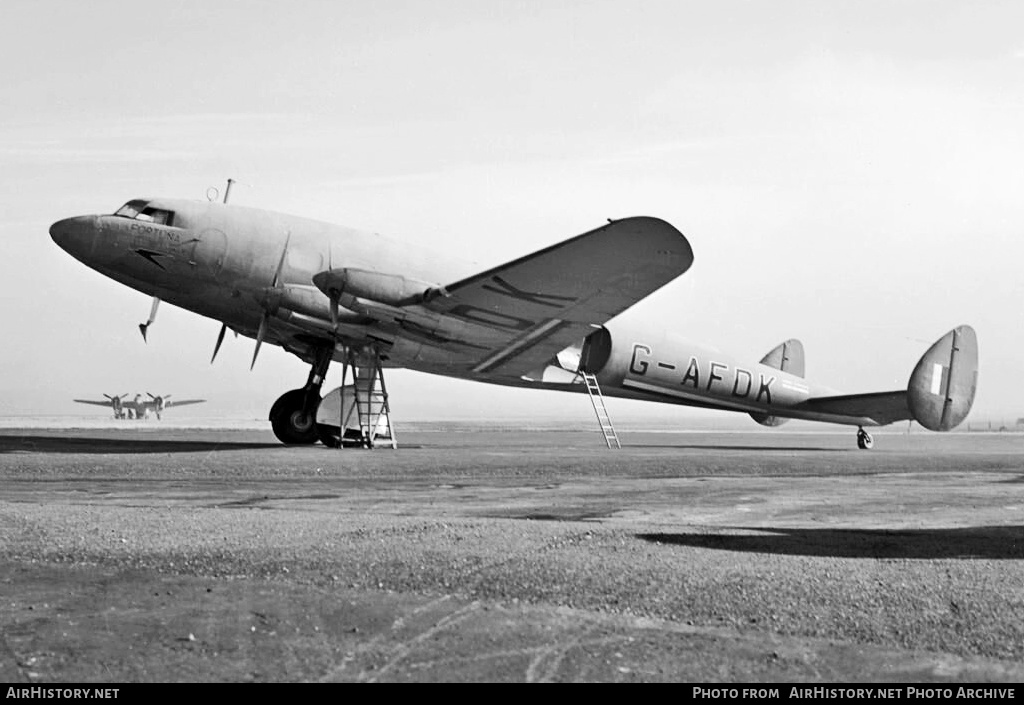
left=638, top=526, right=1024, bottom=560
left=626, top=444, right=848, bottom=452
left=0, top=435, right=278, bottom=454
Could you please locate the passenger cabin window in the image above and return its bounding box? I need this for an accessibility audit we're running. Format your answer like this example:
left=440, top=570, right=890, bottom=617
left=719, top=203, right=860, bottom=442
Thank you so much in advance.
left=113, top=200, right=175, bottom=226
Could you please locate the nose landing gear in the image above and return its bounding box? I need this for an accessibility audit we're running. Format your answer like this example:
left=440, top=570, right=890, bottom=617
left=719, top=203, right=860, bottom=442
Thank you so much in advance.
left=856, top=427, right=874, bottom=450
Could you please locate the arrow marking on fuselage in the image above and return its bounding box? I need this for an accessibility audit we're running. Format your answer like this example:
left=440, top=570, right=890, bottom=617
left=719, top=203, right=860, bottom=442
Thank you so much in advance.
left=133, top=249, right=168, bottom=270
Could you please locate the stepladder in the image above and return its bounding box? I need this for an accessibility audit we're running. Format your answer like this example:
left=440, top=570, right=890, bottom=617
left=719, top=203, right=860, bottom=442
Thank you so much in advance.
left=582, top=371, right=620, bottom=449
left=314, top=347, right=397, bottom=449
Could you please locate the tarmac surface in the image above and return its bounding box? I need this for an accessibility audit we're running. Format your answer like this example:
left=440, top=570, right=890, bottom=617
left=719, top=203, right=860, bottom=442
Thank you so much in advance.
left=0, top=426, right=1022, bottom=683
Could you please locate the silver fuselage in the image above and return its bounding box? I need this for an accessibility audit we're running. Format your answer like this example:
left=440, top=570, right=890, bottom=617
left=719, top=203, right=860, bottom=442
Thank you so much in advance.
left=52, top=198, right=884, bottom=426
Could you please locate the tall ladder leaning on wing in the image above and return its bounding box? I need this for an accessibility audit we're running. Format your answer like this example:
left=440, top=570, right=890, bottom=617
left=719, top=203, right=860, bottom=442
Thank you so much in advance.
left=338, top=347, right=397, bottom=449
left=581, top=371, right=620, bottom=449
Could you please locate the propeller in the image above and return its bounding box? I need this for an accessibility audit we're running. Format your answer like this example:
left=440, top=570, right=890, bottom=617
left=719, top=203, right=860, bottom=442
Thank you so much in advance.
left=251, top=318, right=267, bottom=370
left=139, top=297, right=161, bottom=342
left=251, top=233, right=290, bottom=370
left=211, top=323, right=227, bottom=364
left=329, top=291, right=339, bottom=326
left=147, top=392, right=171, bottom=411
left=210, top=323, right=240, bottom=364
left=103, top=393, right=129, bottom=418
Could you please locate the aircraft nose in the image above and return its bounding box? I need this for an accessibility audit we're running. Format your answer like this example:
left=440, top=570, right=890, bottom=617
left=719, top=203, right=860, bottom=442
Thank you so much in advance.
left=49, top=215, right=97, bottom=255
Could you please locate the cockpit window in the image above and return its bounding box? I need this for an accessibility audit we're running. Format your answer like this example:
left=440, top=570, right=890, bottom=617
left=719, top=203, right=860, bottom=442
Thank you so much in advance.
left=138, top=207, right=174, bottom=225
left=113, top=200, right=174, bottom=226
left=114, top=200, right=148, bottom=219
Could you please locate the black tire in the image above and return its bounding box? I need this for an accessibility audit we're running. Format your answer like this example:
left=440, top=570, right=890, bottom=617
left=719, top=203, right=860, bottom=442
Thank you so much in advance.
left=269, top=389, right=319, bottom=445
left=856, top=430, right=874, bottom=450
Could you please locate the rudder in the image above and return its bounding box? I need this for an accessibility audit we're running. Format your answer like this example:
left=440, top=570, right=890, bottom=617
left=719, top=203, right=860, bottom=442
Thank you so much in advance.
left=907, top=325, right=978, bottom=432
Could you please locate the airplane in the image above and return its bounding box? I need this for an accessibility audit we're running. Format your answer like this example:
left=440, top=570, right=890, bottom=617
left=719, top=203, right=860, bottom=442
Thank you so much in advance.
left=74, top=392, right=205, bottom=420
left=73, top=392, right=131, bottom=419
left=50, top=195, right=977, bottom=449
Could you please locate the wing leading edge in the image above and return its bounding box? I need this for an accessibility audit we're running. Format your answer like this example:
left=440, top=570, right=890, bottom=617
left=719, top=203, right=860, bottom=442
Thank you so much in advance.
left=420, top=216, right=694, bottom=377
left=314, top=216, right=693, bottom=379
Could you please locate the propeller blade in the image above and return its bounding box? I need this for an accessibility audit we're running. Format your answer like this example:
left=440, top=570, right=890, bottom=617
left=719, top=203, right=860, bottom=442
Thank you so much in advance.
left=211, top=323, right=227, bottom=364
left=248, top=234, right=288, bottom=371
left=250, top=315, right=268, bottom=370
left=139, top=297, right=161, bottom=342
left=272, top=234, right=291, bottom=288
left=329, top=292, right=339, bottom=326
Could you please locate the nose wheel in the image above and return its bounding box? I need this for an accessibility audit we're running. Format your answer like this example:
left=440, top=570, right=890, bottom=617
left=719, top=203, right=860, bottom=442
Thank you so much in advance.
left=856, top=427, right=874, bottom=450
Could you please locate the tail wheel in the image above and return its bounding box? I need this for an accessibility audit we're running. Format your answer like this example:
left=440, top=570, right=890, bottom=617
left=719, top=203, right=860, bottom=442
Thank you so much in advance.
left=856, top=428, right=874, bottom=450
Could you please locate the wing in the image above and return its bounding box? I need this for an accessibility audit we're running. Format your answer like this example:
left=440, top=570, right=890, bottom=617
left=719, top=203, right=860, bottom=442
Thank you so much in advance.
left=73, top=399, right=115, bottom=407
left=319, top=217, right=693, bottom=379
left=794, top=391, right=911, bottom=426
left=165, top=399, right=206, bottom=407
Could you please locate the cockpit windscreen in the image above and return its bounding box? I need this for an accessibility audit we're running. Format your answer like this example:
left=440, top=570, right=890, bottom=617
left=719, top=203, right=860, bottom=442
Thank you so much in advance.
left=114, top=200, right=175, bottom=226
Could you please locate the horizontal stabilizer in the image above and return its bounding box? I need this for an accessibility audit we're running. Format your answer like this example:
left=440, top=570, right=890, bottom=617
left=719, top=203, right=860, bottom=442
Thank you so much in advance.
left=798, top=390, right=910, bottom=426
left=791, top=325, right=978, bottom=430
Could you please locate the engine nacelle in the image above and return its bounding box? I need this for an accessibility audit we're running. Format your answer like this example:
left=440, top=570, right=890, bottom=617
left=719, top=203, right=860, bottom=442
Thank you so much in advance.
left=312, top=268, right=445, bottom=307
left=579, top=326, right=614, bottom=375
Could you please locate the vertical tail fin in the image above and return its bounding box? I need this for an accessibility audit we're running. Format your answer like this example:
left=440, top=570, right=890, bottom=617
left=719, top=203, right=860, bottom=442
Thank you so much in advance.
left=750, top=338, right=805, bottom=427
left=907, top=325, right=978, bottom=431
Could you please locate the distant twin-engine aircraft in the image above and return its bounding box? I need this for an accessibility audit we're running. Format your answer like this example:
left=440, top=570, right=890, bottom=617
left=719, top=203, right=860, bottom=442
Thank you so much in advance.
left=74, top=392, right=205, bottom=420
left=51, top=196, right=977, bottom=448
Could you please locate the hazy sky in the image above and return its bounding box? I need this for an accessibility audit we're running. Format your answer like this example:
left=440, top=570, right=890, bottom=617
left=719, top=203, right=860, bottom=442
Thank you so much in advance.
left=2, top=1, right=1022, bottom=425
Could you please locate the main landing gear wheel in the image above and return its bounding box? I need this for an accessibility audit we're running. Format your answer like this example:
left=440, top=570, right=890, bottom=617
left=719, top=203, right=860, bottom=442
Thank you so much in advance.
left=856, top=427, right=874, bottom=450
left=269, top=389, right=320, bottom=445
left=268, top=347, right=333, bottom=445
